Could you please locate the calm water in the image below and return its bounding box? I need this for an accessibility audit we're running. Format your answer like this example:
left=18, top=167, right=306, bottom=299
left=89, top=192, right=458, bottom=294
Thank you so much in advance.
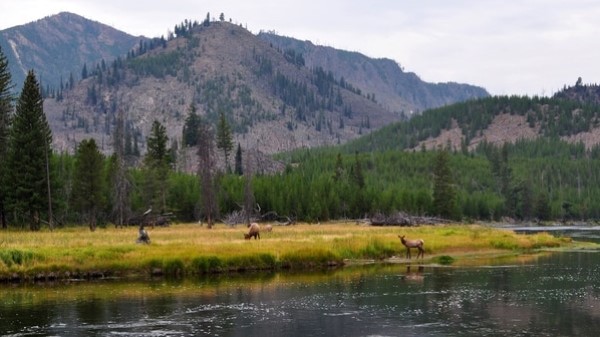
left=2, top=241, right=600, bottom=336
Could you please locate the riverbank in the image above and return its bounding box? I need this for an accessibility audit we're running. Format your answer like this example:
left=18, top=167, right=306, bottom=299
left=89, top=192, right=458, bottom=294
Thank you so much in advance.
left=0, top=223, right=595, bottom=282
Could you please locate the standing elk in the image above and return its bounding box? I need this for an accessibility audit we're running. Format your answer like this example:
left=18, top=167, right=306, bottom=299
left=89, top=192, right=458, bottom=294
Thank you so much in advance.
left=398, top=235, right=425, bottom=259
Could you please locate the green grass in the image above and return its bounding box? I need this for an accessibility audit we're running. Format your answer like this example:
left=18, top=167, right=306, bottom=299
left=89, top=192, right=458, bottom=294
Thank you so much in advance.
left=0, top=222, right=588, bottom=280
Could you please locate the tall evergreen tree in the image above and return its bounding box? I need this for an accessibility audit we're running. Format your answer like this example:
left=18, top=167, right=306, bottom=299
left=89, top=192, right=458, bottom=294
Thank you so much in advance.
left=234, top=143, right=243, bottom=176
left=144, top=120, right=170, bottom=212
left=0, top=45, right=13, bottom=228
left=349, top=152, right=366, bottom=216
left=333, top=153, right=344, bottom=182
left=351, top=152, right=365, bottom=189
left=216, top=111, right=233, bottom=172
left=6, top=70, right=52, bottom=230
left=432, top=149, right=457, bottom=219
left=72, top=139, right=104, bottom=231
left=182, top=103, right=200, bottom=146
left=534, top=190, right=551, bottom=221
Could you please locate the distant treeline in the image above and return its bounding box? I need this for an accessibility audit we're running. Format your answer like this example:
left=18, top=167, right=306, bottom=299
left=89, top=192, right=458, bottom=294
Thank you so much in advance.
left=3, top=135, right=600, bottom=229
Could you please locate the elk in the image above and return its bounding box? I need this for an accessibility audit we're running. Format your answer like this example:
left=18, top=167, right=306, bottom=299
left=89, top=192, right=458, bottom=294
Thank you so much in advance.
left=398, top=235, right=424, bottom=259
left=244, top=222, right=260, bottom=240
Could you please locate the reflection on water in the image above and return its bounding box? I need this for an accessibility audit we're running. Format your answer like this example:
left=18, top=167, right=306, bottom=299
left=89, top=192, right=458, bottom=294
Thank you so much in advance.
left=510, top=224, right=600, bottom=243
left=2, top=252, right=600, bottom=336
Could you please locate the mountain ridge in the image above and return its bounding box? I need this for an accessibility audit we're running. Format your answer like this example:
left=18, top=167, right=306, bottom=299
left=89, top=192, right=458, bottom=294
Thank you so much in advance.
left=2, top=12, right=489, bottom=163
left=258, top=32, right=489, bottom=114
left=0, top=11, right=142, bottom=92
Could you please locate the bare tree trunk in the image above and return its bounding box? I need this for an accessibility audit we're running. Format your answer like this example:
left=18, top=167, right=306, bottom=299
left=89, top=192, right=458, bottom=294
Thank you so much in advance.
left=0, top=200, right=6, bottom=229
left=197, top=122, right=216, bottom=229
left=44, top=140, right=53, bottom=230
left=89, top=207, right=97, bottom=232
left=113, top=109, right=130, bottom=228
left=243, top=154, right=255, bottom=226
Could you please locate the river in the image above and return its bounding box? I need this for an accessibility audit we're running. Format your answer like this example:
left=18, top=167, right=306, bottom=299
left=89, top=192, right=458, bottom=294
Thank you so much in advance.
left=2, top=230, right=600, bottom=336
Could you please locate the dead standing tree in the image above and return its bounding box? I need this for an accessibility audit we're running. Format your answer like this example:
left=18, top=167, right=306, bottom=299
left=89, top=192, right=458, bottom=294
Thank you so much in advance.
left=197, top=119, right=217, bottom=228
left=243, top=148, right=257, bottom=226
left=112, top=109, right=131, bottom=228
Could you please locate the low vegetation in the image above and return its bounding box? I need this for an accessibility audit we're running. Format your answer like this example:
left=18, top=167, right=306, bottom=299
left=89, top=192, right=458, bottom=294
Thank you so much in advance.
left=0, top=223, right=585, bottom=281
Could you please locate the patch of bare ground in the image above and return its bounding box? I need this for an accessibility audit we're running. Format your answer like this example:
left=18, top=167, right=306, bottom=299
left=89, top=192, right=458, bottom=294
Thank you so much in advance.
left=561, top=128, right=600, bottom=149
left=417, top=120, right=464, bottom=151
left=469, top=114, right=538, bottom=149
left=415, top=114, right=539, bottom=151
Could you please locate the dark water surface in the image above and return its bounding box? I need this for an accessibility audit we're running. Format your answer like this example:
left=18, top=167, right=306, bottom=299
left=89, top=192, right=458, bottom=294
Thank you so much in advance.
left=2, top=244, right=600, bottom=336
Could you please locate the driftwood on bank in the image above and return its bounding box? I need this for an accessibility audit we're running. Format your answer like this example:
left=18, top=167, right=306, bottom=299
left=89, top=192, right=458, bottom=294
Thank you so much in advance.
left=367, top=212, right=451, bottom=226
left=222, top=209, right=296, bottom=227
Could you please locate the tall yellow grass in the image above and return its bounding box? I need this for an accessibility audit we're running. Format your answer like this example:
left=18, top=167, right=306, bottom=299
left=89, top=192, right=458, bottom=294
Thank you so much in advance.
left=0, top=222, right=580, bottom=280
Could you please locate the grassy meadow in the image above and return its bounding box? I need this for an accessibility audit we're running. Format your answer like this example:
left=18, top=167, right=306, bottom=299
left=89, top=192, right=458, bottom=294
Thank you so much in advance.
left=0, top=222, right=589, bottom=281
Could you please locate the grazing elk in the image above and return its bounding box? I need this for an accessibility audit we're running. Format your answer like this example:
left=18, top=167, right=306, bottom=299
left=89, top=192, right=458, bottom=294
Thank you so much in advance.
left=398, top=235, right=424, bottom=259
left=244, top=222, right=260, bottom=240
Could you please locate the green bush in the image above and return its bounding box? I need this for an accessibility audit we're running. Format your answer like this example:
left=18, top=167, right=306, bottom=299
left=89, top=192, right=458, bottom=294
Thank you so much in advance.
left=434, top=255, right=455, bottom=265
left=163, top=258, right=185, bottom=276
left=0, top=249, right=37, bottom=267
left=191, top=256, right=223, bottom=274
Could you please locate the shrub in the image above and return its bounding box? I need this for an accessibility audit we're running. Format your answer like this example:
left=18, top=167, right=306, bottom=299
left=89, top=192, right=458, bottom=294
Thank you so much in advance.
left=191, top=256, right=223, bottom=274
left=434, top=255, right=455, bottom=265
left=163, top=258, right=185, bottom=276
left=0, top=249, right=37, bottom=267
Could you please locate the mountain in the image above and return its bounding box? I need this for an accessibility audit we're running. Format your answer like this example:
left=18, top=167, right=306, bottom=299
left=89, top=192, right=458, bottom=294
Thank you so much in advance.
left=345, top=84, right=600, bottom=153
left=258, top=32, right=489, bottom=114
left=0, top=12, right=141, bottom=92
left=2, top=13, right=490, bottom=162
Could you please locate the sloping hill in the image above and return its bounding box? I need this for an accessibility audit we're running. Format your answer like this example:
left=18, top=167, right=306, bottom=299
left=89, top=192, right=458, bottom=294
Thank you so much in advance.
left=346, top=90, right=600, bottom=153
left=44, top=20, right=393, bottom=156
left=258, top=32, right=489, bottom=114
left=0, top=12, right=141, bottom=92
left=1, top=12, right=491, bottom=160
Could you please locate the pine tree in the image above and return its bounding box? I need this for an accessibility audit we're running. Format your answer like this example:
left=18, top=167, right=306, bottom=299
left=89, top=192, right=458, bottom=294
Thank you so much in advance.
left=81, top=63, right=88, bottom=80
left=333, top=153, right=344, bottom=182
left=6, top=70, right=52, bottom=230
left=432, top=149, right=457, bottom=219
left=182, top=103, right=200, bottom=146
left=144, top=120, right=170, bottom=212
left=0, top=46, right=13, bottom=228
left=349, top=152, right=366, bottom=216
left=351, top=152, right=365, bottom=189
left=534, top=190, right=551, bottom=221
left=72, top=139, right=104, bottom=231
left=216, top=111, right=233, bottom=172
left=234, top=143, right=243, bottom=175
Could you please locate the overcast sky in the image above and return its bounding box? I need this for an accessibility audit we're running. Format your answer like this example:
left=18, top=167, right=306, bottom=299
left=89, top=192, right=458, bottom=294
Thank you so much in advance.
left=1, top=0, right=599, bottom=96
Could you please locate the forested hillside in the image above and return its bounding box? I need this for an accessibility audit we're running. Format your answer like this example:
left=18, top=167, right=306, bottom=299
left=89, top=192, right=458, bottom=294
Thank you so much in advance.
left=1, top=12, right=489, bottom=158
left=346, top=90, right=600, bottom=153
left=44, top=18, right=394, bottom=157
left=5, top=13, right=600, bottom=229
